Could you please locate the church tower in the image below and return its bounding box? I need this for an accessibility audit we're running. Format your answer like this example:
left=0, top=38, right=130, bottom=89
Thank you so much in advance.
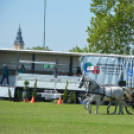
left=14, top=25, right=25, bottom=49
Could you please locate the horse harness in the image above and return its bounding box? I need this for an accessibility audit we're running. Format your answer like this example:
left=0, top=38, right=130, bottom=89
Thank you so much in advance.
left=88, top=85, right=116, bottom=101
left=99, top=86, right=115, bottom=101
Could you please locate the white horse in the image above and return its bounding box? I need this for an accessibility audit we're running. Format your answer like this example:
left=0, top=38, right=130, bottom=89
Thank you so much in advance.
left=79, top=76, right=132, bottom=114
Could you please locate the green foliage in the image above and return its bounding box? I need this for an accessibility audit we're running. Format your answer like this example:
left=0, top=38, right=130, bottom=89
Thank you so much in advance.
left=8, top=88, right=12, bottom=101
left=23, top=80, right=30, bottom=99
left=73, top=91, right=77, bottom=103
left=70, top=0, right=134, bottom=55
left=24, top=80, right=29, bottom=87
left=32, top=79, right=38, bottom=98
left=86, top=0, right=134, bottom=54
left=69, top=45, right=84, bottom=52
left=69, top=91, right=77, bottom=103
left=17, top=89, right=21, bottom=101
left=65, top=79, right=68, bottom=90
left=69, top=45, right=89, bottom=53
left=26, top=46, right=52, bottom=51
left=69, top=91, right=73, bottom=103
left=32, top=89, right=38, bottom=98
left=63, top=89, right=68, bottom=102
left=63, top=80, right=68, bottom=103
left=23, top=91, right=27, bottom=99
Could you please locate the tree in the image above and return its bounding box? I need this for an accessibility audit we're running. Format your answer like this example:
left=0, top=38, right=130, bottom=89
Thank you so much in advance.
left=17, top=89, right=22, bottom=102
left=26, top=46, right=52, bottom=51
left=32, top=78, right=38, bottom=98
left=69, top=45, right=89, bottom=53
left=73, top=91, right=77, bottom=104
left=23, top=80, right=29, bottom=99
left=63, top=80, right=68, bottom=103
left=69, top=91, right=73, bottom=103
left=69, top=0, right=134, bottom=54
left=86, top=0, right=134, bottom=54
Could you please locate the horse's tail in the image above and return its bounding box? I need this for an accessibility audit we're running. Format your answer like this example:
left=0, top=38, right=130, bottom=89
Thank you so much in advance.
left=123, top=87, right=132, bottom=101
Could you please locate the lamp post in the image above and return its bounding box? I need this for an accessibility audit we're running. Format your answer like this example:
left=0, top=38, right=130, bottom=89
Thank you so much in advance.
left=43, top=0, right=46, bottom=50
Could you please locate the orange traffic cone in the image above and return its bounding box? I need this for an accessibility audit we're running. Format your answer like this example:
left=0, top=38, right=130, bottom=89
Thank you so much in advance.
left=57, top=97, right=62, bottom=104
left=31, top=96, right=35, bottom=103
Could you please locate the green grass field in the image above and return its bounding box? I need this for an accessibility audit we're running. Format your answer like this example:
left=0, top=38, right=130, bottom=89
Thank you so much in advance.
left=0, top=101, right=134, bottom=134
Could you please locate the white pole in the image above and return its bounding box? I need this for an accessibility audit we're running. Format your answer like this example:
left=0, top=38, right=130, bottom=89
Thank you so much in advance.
left=44, top=0, right=46, bottom=50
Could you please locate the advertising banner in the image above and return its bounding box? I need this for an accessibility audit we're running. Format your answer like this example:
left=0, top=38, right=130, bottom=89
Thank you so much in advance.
left=80, top=56, right=134, bottom=88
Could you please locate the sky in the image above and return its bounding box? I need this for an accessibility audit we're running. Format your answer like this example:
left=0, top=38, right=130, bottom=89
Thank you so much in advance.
left=0, top=0, right=93, bottom=52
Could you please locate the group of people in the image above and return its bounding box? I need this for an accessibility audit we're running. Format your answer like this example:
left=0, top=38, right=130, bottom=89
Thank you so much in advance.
left=0, top=64, right=26, bottom=85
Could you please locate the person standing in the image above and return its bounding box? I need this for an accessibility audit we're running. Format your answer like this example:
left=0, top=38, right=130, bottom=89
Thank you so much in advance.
left=0, top=64, right=9, bottom=85
left=19, top=64, right=26, bottom=73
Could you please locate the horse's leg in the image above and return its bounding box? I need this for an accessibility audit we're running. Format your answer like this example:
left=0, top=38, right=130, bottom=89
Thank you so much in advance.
left=94, top=101, right=100, bottom=114
left=115, top=101, right=125, bottom=115
left=107, top=101, right=120, bottom=114
left=112, top=102, right=118, bottom=114
left=83, top=97, right=86, bottom=108
left=87, top=97, right=94, bottom=113
left=119, top=101, right=125, bottom=114
left=116, top=102, right=122, bottom=114
left=94, top=96, right=101, bottom=114
left=107, top=102, right=112, bottom=114
left=120, top=103, right=124, bottom=114
left=83, top=97, right=89, bottom=109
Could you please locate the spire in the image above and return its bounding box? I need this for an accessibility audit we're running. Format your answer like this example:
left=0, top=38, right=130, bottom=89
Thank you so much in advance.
left=14, top=25, right=24, bottom=44
left=14, top=25, right=25, bottom=49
